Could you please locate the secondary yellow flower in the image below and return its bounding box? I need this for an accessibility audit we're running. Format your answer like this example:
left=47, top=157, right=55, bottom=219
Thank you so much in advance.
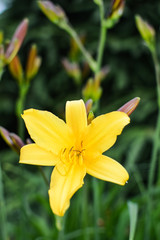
left=20, top=99, right=130, bottom=216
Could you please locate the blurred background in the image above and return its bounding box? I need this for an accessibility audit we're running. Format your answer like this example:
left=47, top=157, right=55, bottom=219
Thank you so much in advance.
left=0, top=0, right=160, bottom=239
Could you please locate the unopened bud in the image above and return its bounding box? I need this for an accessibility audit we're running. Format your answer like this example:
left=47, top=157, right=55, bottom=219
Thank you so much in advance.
left=105, top=0, right=125, bottom=28
left=9, top=133, right=25, bottom=151
left=0, top=126, right=24, bottom=154
left=82, top=78, right=102, bottom=102
left=87, top=111, right=95, bottom=124
left=0, top=126, right=13, bottom=146
left=26, top=44, right=41, bottom=82
left=5, top=18, right=28, bottom=63
left=95, top=66, right=110, bottom=82
left=117, top=97, right=140, bottom=116
left=0, top=31, right=3, bottom=45
left=93, top=0, right=101, bottom=6
left=85, top=99, right=93, bottom=115
left=38, top=1, right=67, bottom=25
left=9, top=55, right=24, bottom=84
left=26, top=138, right=32, bottom=144
left=69, top=35, right=86, bottom=61
left=135, top=15, right=155, bottom=52
left=62, top=58, right=81, bottom=84
left=0, top=45, right=4, bottom=60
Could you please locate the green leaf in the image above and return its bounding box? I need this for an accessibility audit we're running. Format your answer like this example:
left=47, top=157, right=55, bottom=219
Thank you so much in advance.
left=128, top=201, right=138, bottom=240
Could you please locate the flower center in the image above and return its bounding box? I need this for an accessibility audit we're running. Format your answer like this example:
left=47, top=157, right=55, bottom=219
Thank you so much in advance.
left=57, top=145, right=85, bottom=175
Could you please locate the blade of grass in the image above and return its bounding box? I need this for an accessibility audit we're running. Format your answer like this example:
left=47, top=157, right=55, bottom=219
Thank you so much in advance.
left=128, top=201, right=138, bottom=240
left=0, top=163, right=7, bottom=240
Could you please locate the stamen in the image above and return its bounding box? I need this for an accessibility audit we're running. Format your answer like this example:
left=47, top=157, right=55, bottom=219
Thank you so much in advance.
left=59, top=146, right=86, bottom=175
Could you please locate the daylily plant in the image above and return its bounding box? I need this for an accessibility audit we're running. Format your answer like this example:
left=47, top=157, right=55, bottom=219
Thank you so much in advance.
left=20, top=99, right=130, bottom=216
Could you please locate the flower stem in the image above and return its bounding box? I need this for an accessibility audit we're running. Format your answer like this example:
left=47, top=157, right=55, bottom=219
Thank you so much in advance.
left=96, top=0, right=107, bottom=73
left=55, top=215, right=65, bottom=240
left=82, top=184, right=89, bottom=240
left=16, top=82, right=29, bottom=139
left=145, top=50, right=160, bottom=239
left=38, top=166, right=49, bottom=186
left=62, top=23, right=97, bottom=73
left=149, top=50, right=160, bottom=189
left=152, top=51, right=160, bottom=108
left=0, top=163, right=7, bottom=240
left=93, top=178, right=100, bottom=240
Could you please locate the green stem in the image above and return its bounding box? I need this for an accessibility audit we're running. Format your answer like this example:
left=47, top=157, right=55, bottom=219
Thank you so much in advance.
left=16, top=82, right=29, bottom=139
left=96, top=0, right=107, bottom=73
left=149, top=50, right=160, bottom=187
left=82, top=184, right=89, bottom=240
left=62, top=23, right=97, bottom=73
left=93, top=178, right=100, bottom=240
left=145, top=110, right=160, bottom=240
left=152, top=51, right=160, bottom=108
left=148, top=111, right=160, bottom=190
left=0, top=163, right=7, bottom=240
left=38, top=166, right=49, bottom=187
left=145, top=50, right=160, bottom=239
left=55, top=215, right=65, bottom=240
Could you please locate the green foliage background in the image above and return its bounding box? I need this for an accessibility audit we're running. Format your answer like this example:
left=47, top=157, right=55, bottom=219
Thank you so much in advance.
left=0, top=0, right=160, bottom=239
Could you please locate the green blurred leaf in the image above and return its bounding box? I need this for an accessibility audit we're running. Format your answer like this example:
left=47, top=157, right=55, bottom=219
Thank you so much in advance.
left=128, top=201, right=138, bottom=240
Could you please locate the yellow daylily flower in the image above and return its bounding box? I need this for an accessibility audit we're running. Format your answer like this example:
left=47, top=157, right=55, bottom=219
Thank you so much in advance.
left=20, top=99, right=130, bottom=216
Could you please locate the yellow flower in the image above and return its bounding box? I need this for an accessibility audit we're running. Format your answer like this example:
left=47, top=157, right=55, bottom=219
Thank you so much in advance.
left=20, top=99, right=130, bottom=216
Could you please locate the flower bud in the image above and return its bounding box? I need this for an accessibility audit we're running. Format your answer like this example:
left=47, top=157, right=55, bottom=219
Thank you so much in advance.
left=87, top=111, right=95, bottom=125
left=82, top=78, right=102, bottom=102
left=62, top=58, right=81, bottom=85
left=9, top=133, right=25, bottom=151
left=38, top=1, right=67, bottom=25
left=0, top=126, right=13, bottom=146
left=0, top=45, right=4, bottom=79
left=135, top=15, right=155, bottom=53
left=69, top=35, right=86, bottom=61
left=0, top=126, right=24, bottom=154
left=85, top=99, right=93, bottom=115
left=5, top=18, right=28, bottom=63
left=117, top=97, right=140, bottom=116
left=9, top=55, right=24, bottom=84
left=26, top=44, right=41, bottom=82
left=95, top=66, right=110, bottom=82
left=105, top=0, right=125, bottom=28
left=93, top=0, right=101, bottom=6
left=0, top=31, right=3, bottom=45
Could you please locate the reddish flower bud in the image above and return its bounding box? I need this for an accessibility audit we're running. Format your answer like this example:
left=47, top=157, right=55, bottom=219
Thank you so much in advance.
left=5, top=19, right=28, bottom=63
left=0, top=126, right=24, bottom=154
left=9, top=133, right=25, bottom=150
left=117, top=97, right=140, bottom=116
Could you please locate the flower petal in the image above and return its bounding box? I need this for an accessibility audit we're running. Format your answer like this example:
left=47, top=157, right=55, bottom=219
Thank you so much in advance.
left=22, top=109, right=73, bottom=155
left=66, top=100, right=87, bottom=139
left=48, top=163, right=86, bottom=216
left=86, top=154, right=129, bottom=185
left=83, top=111, right=130, bottom=154
left=20, top=144, right=58, bottom=166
